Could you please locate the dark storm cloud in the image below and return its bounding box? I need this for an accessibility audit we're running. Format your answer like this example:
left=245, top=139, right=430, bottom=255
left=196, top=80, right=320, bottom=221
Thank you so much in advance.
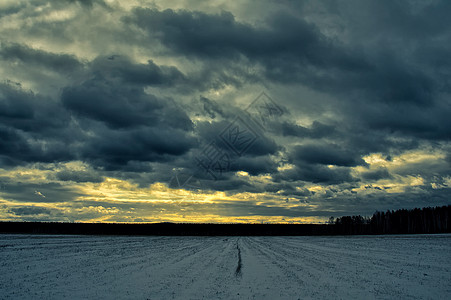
left=127, top=4, right=451, bottom=140
left=0, top=83, right=34, bottom=120
left=126, top=7, right=371, bottom=95
left=0, top=125, right=73, bottom=166
left=276, top=163, right=355, bottom=185
left=0, top=82, right=70, bottom=133
left=264, top=182, right=311, bottom=198
left=278, top=121, right=337, bottom=138
left=340, top=0, right=451, bottom=40
left=127, top=7, right=360, bottom=69
left=59, top=57, right=197, bottom=170
left=0, top=55, right=196, bottom=171
left=290, top=143, right=366, bottom=167
left=62, top=56, right=191, bottom=129
left=0, top=83, right=76, bottom=165
left=360, top=101, right=451, bottom=141
left=194, top=118, right=279, bottom=157
left=62, top=78, right=189, bottom=130
left=207, top=178, right=256, bottom=193
left=83, top=125, right=196, bottom=170
left=0, top=126, right=29, bottom=166
left=231, top=156, right=278, bottom=176
left=126, top=7, right=422, bottom=101
left=0, top=43, right=83, bottom=74
left=89, top=56, right=185, bottom=87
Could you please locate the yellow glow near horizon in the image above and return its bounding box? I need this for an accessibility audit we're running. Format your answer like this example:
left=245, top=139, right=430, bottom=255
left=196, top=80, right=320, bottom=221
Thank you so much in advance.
left=1, top=146, right=448, bottom=224
left=0, top=168, right=326, bottom=223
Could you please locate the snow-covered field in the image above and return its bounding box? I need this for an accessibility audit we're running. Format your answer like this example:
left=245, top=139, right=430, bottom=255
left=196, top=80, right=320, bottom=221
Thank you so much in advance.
left=0, top=234, right=450, bottom=299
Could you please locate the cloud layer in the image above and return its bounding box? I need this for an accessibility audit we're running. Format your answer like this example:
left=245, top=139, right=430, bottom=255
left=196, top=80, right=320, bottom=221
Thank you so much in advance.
left=0, top=0, right=450, bottom=222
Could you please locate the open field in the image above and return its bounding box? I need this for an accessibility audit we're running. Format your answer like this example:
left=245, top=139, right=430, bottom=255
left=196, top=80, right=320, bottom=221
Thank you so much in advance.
left=0, top=234, right=450, bottom=299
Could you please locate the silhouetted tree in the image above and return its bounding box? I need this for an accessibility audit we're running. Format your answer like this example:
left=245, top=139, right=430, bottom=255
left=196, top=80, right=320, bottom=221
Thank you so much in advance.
left=369, top=205, right=450, bottom=234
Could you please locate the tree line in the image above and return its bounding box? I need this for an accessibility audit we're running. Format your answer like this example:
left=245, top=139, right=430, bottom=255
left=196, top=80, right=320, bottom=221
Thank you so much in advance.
left=333, top=205, right=451, bottom=235
left=0, top=205, right=449, bottom=236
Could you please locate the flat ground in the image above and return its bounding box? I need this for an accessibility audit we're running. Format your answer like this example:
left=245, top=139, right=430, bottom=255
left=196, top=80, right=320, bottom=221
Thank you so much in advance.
left=0, top=234, right=450, bottom=299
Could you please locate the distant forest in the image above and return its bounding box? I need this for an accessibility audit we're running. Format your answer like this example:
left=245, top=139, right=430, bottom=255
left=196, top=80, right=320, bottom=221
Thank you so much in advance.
left=0, top=205, right=450, bottom=236
left=333, top=204, right=451, bottom=235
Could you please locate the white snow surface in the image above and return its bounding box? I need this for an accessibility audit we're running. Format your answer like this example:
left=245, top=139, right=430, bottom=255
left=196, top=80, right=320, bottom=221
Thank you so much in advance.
left=0, top=234, right=450, bottom=299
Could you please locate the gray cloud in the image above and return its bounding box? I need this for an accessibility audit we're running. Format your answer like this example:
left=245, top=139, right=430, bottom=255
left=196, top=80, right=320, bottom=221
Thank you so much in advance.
left=290, top=143, right=367, bottom=167
left=0, top=42, right=83, bottom=74
left=127, top=4, right=450, bottom=141
left=360, top=168, right=393, bottom=181
left=9, top=206, right=53, bottom=216
left=277, top=163, right=355, bottom=185
left=55, top=169, right=104, bottom=183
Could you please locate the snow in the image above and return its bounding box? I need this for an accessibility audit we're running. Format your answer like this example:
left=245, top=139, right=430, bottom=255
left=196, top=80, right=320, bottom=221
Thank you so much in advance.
left=0, top=234, right=450, bottom=299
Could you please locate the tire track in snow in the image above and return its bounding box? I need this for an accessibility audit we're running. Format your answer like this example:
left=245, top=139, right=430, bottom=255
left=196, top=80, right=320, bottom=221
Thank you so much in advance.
left=235, top=240, right=242, bottom=277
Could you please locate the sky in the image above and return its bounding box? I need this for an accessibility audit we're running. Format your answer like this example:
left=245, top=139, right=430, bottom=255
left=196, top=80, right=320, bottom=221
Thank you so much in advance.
left=0, top=0, right=450, bottom=223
